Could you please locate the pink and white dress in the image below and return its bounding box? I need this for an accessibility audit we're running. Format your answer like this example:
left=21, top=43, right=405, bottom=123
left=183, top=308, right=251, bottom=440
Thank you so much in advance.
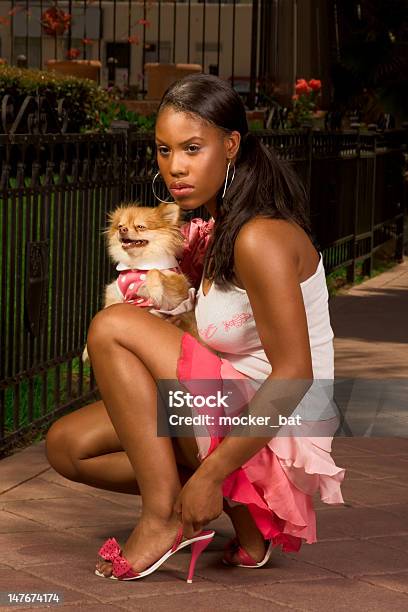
left=176, top=217, right=346, bottom=554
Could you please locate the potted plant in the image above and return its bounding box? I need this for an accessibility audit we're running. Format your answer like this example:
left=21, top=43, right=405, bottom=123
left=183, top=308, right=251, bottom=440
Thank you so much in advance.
left=41, top=3, right=100, bottom=81
left=288, top=78, right=325, bottom=128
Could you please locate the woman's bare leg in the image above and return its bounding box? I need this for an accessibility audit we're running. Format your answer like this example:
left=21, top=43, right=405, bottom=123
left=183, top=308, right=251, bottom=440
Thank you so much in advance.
left=47, top=304, right=267, bottom=573
left=222, top=501, right=270, bottom=563
left=85, top=304, right=202, bottom=576
left=45, top=399, right=195, bottom=496
left=45, top=395, right=198, bottom=577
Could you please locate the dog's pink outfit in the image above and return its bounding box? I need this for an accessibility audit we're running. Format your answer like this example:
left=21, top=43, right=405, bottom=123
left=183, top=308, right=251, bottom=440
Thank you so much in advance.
left=116, top=267, right=181, bottom=307
left=115, top=248, right=197, bottom=316
left=115, top=216, right=216, bottom=306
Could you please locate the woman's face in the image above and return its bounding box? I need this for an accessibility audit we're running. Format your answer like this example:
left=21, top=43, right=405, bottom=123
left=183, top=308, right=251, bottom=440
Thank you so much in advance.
left=155, top=106, right=240, bottom=218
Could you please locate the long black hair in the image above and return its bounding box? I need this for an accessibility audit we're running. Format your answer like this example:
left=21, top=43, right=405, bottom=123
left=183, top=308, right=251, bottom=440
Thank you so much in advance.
left=157, top=73, right=315, bottom=287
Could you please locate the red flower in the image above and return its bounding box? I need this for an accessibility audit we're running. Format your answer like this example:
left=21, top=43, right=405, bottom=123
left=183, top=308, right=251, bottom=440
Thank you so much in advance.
left=290, top=77, right=323, bottom=127
left=136, top=18, right=151, bottom=27
left=8, top=7, right=23, bottom=17
left=308, top=79, right=321, bottom=91
left=42, top=7, right=71, bottom=36
left=0, top=16, right=10, bottom=26
left=295, top=79, right=311, bottom=96
left=82, top=37, right=94, bottom=45
left=66, top=48, right=80, bottom=60
left=128, top=35, right=140, bottom=45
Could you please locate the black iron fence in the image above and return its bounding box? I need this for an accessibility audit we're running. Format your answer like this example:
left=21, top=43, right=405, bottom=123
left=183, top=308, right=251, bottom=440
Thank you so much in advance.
left=1, top=126, right=407, bottom=456
left=0, top=131, right=126, bottom=456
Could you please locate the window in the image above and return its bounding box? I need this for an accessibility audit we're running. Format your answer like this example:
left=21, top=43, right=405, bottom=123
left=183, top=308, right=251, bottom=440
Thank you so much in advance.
left=13, top=37, right=41, bottom=69
left=105, top=42, right=130, bottom=69
left=144, top=41, right=171, bottom=64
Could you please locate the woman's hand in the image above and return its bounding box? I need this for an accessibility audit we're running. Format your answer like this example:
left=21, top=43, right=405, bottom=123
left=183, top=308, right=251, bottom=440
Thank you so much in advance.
left=173, top=470, right=223, bottom=539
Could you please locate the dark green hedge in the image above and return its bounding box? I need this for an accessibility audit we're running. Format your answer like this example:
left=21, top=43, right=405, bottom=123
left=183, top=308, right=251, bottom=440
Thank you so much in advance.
left=0, top=65, right=111, bottom=133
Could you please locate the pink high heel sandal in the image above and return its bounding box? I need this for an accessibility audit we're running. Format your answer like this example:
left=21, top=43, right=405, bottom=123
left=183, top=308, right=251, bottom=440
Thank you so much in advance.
left=95, top=526, right=215, bottom=583
left=222, top=536, right=274, bottom=568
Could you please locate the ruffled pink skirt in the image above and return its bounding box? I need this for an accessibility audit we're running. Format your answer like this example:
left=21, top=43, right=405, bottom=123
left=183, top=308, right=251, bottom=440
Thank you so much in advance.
left=177, top=332, right=346, bottom=554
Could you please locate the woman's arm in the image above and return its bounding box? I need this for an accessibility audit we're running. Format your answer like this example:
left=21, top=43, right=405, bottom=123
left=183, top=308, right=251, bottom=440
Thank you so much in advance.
left=196, top=217, right=314, bottom=484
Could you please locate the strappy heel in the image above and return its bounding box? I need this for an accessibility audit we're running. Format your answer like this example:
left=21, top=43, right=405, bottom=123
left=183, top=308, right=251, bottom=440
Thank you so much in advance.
left=222, top=536, right=274, bottom=568
left=95, top=526, right=215, bottom=582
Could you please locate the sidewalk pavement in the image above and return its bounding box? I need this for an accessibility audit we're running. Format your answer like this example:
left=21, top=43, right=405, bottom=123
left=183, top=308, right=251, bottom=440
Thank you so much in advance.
left=1, top=258, right=408, bottom=611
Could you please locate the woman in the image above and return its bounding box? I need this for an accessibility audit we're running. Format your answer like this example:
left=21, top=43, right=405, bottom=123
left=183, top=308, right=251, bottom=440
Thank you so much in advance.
left=45, top=74, right=346, bottom=582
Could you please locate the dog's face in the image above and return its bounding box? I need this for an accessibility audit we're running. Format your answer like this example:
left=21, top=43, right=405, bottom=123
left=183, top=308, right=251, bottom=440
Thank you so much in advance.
left=106, top=202, right=185, bottom=266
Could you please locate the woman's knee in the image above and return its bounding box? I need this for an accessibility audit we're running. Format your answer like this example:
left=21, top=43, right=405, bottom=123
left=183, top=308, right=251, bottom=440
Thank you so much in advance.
left=87, top=304, right=141, bottom=353
left=45, top=418, right=82, bottom=481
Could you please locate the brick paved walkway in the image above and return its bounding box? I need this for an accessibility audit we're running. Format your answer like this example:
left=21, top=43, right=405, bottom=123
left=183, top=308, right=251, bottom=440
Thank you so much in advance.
left=1, top=258, right=407, bottom=611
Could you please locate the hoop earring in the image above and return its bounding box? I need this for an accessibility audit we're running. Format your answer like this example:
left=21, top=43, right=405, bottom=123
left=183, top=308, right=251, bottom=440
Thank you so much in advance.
left=221, top=160, right=236, bottom=199
left=152, top=171, right=176, bottom=204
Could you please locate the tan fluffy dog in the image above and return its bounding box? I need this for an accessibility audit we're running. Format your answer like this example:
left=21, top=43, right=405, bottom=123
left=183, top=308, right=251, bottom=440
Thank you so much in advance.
left=82, top=202, right=200, bottom=363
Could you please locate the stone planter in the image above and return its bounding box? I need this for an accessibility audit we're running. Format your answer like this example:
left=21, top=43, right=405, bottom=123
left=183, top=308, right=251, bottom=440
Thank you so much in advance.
left=121, top=99, right=160, bottom=117
left=144, top=63, right=202, bottom=100
left=46, top=60, right=101, bottom=82
left=311, top=110, right=327, bottom=130
left=246, top=108, right=267, bottom=130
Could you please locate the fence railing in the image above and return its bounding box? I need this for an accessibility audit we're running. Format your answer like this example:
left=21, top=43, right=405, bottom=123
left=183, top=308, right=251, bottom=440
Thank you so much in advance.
left=0, top=131, right=125, bottom=455
left=1, top=126, right=407, bottom=456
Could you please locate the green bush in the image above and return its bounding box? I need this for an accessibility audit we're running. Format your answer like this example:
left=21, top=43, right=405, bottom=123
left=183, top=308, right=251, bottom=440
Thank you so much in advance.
left=98, top=101, right=156, bottom=132
left=0, top=65, right=111, bottom=132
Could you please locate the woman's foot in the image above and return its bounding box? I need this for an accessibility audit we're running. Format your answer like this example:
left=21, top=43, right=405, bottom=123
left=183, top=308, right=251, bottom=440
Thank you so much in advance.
left=95, top=514, right=182, bottom=577
left=223, top=500, right=269, bottom=564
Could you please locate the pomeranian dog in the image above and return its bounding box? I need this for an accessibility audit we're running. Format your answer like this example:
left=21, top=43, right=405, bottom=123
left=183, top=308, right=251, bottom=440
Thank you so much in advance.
left=82, top=202, right=200, bottom=364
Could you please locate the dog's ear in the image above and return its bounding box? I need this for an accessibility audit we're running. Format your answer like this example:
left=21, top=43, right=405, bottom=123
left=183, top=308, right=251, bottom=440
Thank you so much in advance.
left=157, top=203, right=180, bottom=225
